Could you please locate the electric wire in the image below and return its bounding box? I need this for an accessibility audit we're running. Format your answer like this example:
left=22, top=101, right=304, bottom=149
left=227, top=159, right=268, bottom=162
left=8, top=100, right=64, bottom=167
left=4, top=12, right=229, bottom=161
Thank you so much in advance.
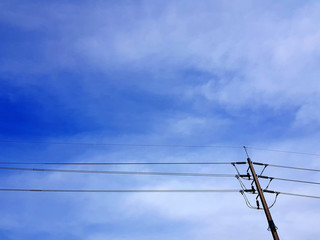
left=253, top=162, right=320, bottom=172
left=240, top=190, right=257, bottom=209
left=1, top=188, right=318, bottom=199
left=2, top=140, right=320, bottom=157
left=268, top=193, right=279, bottom=208
left=0, top=189, right=241, bottom=193
left=247, top=146, right=320, bottom=157
left=264, top=178, right=273, bottom=190
left=0, top=161, right=246, bottom=165
left=259, top=175, right=320, bottom=185
left=0, top=140, right=241, bottom=149
left=264, top=190, right=320, bottom=199
left=0, top=166, right=236, bottom=178
left=237, top=170, right=320, bottom=186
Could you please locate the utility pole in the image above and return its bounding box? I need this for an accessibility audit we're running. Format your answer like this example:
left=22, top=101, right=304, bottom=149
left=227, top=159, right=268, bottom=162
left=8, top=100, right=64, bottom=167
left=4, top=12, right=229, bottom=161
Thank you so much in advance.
left=247, top=156, right=280, bottom=240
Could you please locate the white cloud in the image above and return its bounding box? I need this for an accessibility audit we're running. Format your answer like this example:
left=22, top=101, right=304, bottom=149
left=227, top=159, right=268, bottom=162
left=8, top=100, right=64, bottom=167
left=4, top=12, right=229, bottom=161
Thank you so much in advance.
left=167, top=117, right=207, bottom=135
left=2, top=1, right=320, bottom=115
left=294, top=99, right=320, bottom=127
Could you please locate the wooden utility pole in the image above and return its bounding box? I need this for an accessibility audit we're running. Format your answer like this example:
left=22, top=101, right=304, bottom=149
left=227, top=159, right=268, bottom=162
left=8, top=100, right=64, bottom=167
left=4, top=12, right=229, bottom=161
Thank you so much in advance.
left=247, top=157, right=280, bottom=240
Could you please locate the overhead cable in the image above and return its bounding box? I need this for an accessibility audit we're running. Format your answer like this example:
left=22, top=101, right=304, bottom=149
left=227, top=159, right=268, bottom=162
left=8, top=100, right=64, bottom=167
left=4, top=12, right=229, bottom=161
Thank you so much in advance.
left=1, top=188, right=319, bottom=199
left=0, top=140, right=241, bottom=149
left=2, top=140, right=320, bottom=157
left=0, top=166, right=237, bottom=178
left=253, top=162, right=320, bottom=173
left=264, top=190, right=320, bottom=199
left=0, top=161, right=246, bottom=165
left=247, top=147, right=320, bottom=157
left=0, top=188, right=240, bottom=193
left=259, top=175, right=320, bottom=185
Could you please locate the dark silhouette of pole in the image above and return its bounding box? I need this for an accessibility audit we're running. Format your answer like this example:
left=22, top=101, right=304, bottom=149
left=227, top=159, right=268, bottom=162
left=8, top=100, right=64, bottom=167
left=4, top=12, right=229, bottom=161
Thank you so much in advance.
left=247, top=157, right=280, bottom=240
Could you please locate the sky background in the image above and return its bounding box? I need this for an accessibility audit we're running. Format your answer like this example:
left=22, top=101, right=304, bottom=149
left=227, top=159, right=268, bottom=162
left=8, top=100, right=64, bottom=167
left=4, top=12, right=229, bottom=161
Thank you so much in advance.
left=0, top=0, right=320, bottom=239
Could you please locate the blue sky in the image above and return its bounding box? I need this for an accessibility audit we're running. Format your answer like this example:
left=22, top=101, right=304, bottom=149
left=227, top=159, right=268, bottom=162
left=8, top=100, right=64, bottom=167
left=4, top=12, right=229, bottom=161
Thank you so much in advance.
left=0, top=0, right=320, bottom=239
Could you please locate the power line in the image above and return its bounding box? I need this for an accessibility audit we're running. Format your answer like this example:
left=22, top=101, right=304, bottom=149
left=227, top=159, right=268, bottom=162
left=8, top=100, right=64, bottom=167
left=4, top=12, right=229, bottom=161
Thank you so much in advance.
left=259, top=175, right=320, bottom=185
left=0, top=166, right=237, bottom=178
left=279, top=192, right=320, bottom=199
left=0, top=140, right=241, bottom=149
left=1, top=188, right=319, bottom=199
left=0, top=188, right=241, bottom=193
left=2, top=140, right=320, bottom=157
left=264, top=190, right=320, bottom=199
left=253, top=162, right=320, bottom=172
left=3, top=164, right=319, bottom=184
left=0, top=161, right=246, bottom=165
left=247, top=146, right=320, bottom=157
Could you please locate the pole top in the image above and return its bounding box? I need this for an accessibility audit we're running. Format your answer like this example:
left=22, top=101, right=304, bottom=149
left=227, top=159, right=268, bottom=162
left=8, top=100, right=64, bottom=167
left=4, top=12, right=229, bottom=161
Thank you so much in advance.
left=243, top=146, right=250, bottom=158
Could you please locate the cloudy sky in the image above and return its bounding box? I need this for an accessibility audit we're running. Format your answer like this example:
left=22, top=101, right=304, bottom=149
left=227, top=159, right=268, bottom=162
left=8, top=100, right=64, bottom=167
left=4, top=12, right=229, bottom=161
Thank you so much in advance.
left=0, top=0, right=320, bottom=239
